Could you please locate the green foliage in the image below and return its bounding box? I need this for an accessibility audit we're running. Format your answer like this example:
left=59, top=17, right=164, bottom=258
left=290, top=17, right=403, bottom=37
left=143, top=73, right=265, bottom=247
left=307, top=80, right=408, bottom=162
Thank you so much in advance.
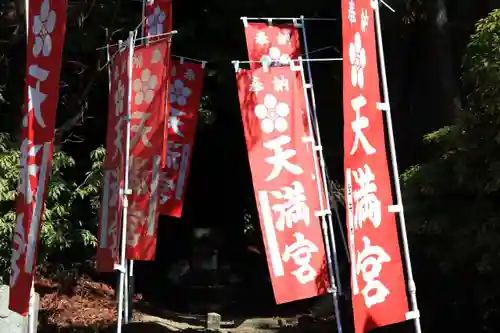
left=401, top=9, right=500, bottom=332
left=0, top=134, right=105, bottom=280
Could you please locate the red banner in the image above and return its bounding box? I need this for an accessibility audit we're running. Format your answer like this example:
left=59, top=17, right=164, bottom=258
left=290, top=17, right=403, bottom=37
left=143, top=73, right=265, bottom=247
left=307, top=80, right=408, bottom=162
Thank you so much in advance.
left=9, top=0, right=67, bottom=315
left=144, top=0, right=172, bottom=38
left=341, top=1, right=409, bottom=331
left=244, top=23, right=301, bottom=70
left=96, top=47, right=130, bottom=272
left=126, top=40, right=169, bottom=260
left=236, top=66, right=329, bottom=304
left=159, top=59, right=204, bottom=217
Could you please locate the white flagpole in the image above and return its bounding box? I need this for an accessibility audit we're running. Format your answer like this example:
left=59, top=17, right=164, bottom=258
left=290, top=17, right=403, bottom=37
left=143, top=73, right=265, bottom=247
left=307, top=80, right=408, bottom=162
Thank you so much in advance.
left=26, top=3, right=36, bottom=332
left=27, top=280, right=35, bottom=333
left=372, top=2, right=422, bottom=332
left=117, top=30, right=135, bottom=333
left=106, top=29, right=111, bottom=94
left=126, top=0, right=148, bottom=322
left=298, top=16, right=345, bottom=295
left=297, top=58, right=343, bottom=333
left=140, top=0, right=147, bottom=41
left=25, top=0, right=29, bottom=43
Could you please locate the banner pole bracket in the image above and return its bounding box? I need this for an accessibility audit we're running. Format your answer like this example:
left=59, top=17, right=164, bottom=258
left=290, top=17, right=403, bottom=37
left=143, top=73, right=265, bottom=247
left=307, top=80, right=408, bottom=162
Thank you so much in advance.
left=388, top=204, right=402, bottom=213
left=315, top=210, right=331, bottom=217
left=377, top=102, right=390, bottom=111
left=405, top=311, right=420, bottom=320
left=114, top=264, right=126, bottom=273
left=241, top=16, right=249, bottom=28
left=232, top=60, right=240, bottom=72
left=313, top=145, right=323, bottom=152
left=301, top=135, right=314, bottom=143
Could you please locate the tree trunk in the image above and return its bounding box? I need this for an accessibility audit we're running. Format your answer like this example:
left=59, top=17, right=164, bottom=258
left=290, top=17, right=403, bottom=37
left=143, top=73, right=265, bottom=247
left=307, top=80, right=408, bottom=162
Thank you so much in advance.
left=432, top=0, right=462, bottom=120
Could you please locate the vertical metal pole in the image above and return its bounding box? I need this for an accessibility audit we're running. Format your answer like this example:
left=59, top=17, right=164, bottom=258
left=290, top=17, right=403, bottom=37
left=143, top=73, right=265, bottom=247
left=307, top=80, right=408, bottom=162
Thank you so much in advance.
left=117, top=30, right=135, bottom=333
left=297, top=58, right=342, bottom=333
left=106, top=29, right=111, bottom=93
left=26, top=4, right=35, bottom=332
left=27, top=281, right=35, bottom=333
left=25, top=0, right=29, bottom=43
left=373, top=3, right=422, bottom=333
left=299, top=16, right=345, bottom=292
left=123, top=261, right=129, bottom=324
left=128, top=0, right=148, bottom=309
left=26, top=5, right=35, bottom=332
left=140, top=0, right=147, bottom=41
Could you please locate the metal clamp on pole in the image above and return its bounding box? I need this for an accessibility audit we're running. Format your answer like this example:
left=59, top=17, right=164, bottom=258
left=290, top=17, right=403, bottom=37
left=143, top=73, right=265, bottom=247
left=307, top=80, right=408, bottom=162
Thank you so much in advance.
left=388, top=204, right=402, bottom=213
left=376, top=102, right=390, bottom=111
left=293, top=17, right=301, bottom=28
left=241, top=16, right=249, bottom=28
left=114, top=264, right=127, bottom=273
left=315, top=210, right=331, bottom=217
left=313, top=145, right=323, bottom=152
left=232, top=60, right=240, bottom=72
left=301, top=136, right=314, bottom=143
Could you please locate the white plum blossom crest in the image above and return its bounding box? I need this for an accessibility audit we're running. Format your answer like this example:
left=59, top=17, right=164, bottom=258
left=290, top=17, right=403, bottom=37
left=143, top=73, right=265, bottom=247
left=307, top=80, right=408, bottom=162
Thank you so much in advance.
left=147, top=6, right=166, bottom=36
left=170, top=80, right=191, bottom=106
left=33, top=0, right=56, bottom=57
left=260, top=47, right=291, bottom=68
left=349, top=32, right=366, bottom=88
left=254, top=94, right=289, bottom=134
left=133, top=68, right=158, bottom=105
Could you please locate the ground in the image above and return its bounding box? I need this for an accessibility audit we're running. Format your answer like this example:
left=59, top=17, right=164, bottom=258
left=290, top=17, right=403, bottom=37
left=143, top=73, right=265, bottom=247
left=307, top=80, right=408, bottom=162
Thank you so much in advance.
left=35, top=275, right=337, bottom=333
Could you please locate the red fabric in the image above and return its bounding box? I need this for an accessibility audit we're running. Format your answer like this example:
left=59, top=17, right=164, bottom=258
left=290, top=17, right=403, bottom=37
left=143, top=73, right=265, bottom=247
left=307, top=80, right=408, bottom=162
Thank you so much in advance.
left=144, top=0, right=172, bottom=38
left=125, top=40, right=170, bottom=261
left=244, top=23, right=301, bottom=70
left=236, top=66, right=330, bottom=304
left=96, top=48, right=129, bottom=272
left=9, top=0, right=68, bottom=315
left=341, top=1, right=409, bottom=331
left=159, top=59, right=204, bottom=218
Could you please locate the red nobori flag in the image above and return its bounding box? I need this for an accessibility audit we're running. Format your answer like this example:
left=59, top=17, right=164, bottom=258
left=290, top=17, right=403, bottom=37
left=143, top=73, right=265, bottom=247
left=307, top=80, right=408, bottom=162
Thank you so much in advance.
left=159, top=59, right=204, bottom=218
left=236, top=66, right=329, bottom=304
left=244, top=22, right=301, bottom=69
left=126, top=40, right=169, bottom=261
left=144, top=0, right=173, bottom=38
left=342, top=0, right=409, bottom=331
left=9, top=0, right=67, bottom=315
left=96, top=47, right=130, bottom=272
